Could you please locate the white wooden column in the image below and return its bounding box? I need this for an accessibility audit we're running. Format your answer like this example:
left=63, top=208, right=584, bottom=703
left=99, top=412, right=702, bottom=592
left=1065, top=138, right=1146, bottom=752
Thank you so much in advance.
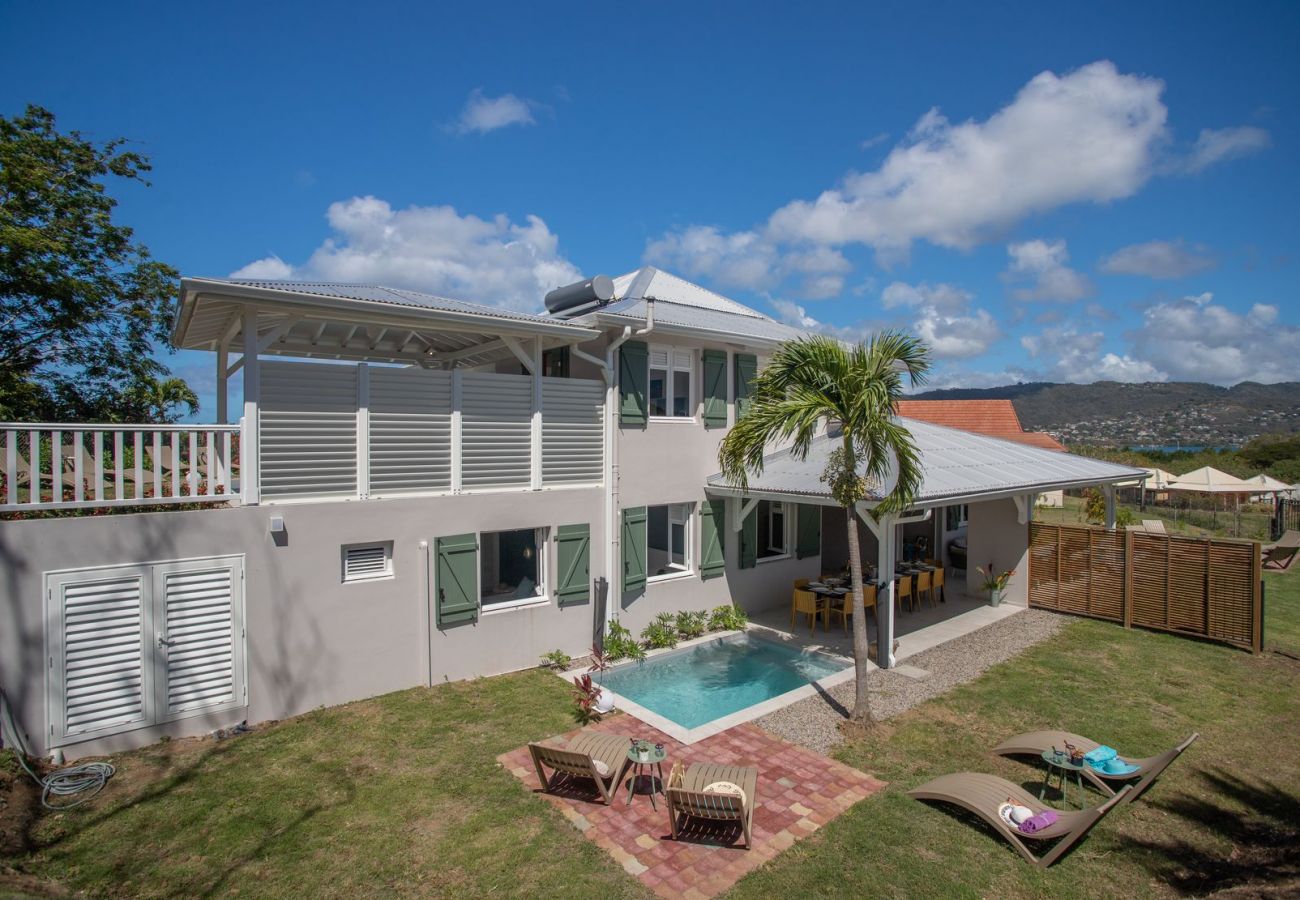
left=356, top=363, right=370, bottom=500
left=241, top=306, right=261, bottom=505
left=216, top=344, right=229, bottom=424
left=530, top=337, right=543, bottom=490
left=876, top=512, right=897, bottom=668
left=450, top=369, right=463, bottom=493
left=1103, top=484, right=1117, bottom=530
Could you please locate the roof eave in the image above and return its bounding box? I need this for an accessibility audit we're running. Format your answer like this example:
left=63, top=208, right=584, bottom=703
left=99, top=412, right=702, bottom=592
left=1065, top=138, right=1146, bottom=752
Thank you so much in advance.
left=590, top=311, right=794, bottom=350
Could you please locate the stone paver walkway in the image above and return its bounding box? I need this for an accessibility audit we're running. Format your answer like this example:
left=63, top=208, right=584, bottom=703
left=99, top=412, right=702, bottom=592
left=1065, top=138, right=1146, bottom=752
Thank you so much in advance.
left=498, top=716, right=884, bottom=899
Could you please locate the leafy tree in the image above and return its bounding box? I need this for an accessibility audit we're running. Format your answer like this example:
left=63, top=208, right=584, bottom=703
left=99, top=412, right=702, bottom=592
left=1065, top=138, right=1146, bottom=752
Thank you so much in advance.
left=1083, top=487, right=1106, bottom=523
left=719, top=333, right=931, bottom=724
left=0, top=104, right=191, bottom=422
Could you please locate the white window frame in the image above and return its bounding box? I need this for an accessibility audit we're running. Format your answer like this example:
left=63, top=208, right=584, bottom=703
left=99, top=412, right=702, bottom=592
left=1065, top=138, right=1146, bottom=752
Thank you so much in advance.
left=341, top=541, right=394, bottom=583
left=756, top=500, right=791, bottom=564
left=647, top=502, right=695, bottom=582
left=648, top=345, right=695, bottom=421
left=480, top=526, right=549, bottom=613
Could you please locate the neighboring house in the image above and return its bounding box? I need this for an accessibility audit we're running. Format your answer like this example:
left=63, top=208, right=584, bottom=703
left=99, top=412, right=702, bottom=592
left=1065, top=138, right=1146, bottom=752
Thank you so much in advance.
left=0, top=267, right=1142, bottom=758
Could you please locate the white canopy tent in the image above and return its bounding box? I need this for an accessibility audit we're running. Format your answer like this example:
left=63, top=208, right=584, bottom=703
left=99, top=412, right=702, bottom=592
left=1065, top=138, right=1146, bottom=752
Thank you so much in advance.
left=1166, top=466, right=1255, bottom=495
left=1245, top=473, right=1292, bottom=499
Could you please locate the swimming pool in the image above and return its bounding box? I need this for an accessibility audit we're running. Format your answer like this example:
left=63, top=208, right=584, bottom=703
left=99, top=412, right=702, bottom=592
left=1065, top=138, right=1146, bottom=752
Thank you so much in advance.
left=599, top=633, right=850, bottom=731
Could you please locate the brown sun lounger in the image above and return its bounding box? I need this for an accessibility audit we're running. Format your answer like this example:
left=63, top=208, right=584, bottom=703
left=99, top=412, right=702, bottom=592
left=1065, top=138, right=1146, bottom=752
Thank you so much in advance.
left=666, top=761, right=758, bottom=849
left=991, top=731, right=1198, bottom=804
left=528, top=731, right=633, bottom=805
left=908, top=772, right=1132, bottom=867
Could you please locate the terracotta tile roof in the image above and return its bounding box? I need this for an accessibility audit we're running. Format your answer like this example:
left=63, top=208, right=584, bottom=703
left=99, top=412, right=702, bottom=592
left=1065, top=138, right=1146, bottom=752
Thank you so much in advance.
left=895, top=399, right=1067, bottom=452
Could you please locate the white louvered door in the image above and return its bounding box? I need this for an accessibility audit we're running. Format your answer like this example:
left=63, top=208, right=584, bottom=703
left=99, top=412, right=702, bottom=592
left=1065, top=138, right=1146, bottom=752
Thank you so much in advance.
left=47, top=567, right=152, bottom=741
left=46, top=556, right=245, bottom=746
left=154, top=557, right=245, bottom=721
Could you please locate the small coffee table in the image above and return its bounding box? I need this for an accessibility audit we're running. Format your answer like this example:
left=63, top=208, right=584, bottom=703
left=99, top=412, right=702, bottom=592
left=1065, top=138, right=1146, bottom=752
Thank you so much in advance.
left=1039, top=749, right=1087, bottom=808
left=625, top=742, right=668, bottom=809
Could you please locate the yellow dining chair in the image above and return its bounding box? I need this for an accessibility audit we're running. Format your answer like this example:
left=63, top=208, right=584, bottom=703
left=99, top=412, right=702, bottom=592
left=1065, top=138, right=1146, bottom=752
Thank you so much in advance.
left=916, top=570, right=934, bottom=609
left=791, top=588, right=821, bottom=636
left=826, top=584, right=875, bottom=635
left=896, top=575, right=914, bottom=613
left=931, top=565, right=946, bottom=603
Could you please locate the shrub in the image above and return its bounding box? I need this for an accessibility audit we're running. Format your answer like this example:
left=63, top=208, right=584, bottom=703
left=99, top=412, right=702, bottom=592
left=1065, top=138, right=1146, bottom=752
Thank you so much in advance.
left=675, top=610, right=708, bottom=639
left=641, top=618, right=678, bottom=649
left=708, top=604, right=748, bottom=631
left=604, top=619, right=646, bottom=661
left=539, top=649, right=571, bottom=670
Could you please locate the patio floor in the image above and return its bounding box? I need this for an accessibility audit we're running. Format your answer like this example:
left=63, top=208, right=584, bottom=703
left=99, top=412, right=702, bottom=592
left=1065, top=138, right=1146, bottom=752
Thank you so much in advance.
left=498, top=716, right=885, bottom=899
left=747, top=584, right=1026, bottom=664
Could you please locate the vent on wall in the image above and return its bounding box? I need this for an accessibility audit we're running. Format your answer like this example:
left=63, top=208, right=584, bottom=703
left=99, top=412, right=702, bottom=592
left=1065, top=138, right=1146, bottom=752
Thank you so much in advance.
left=342, top=542, right=393, bottom=583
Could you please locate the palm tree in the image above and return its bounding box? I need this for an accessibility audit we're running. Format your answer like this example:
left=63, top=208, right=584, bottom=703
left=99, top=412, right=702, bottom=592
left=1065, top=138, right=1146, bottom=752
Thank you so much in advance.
left=718, top=332, right=931, bottom=723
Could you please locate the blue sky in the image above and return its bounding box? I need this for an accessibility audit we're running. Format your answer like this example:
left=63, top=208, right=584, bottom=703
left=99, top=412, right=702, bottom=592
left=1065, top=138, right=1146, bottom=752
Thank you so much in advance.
left=3, top=0, right=1297, bottom=414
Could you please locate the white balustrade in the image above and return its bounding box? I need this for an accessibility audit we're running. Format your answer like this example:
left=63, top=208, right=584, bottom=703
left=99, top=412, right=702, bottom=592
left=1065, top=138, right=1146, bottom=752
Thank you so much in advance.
left=0, top=423, right=242, bottom=512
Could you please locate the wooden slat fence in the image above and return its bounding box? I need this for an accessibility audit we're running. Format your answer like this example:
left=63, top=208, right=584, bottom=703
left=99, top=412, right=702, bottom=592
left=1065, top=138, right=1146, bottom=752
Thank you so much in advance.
left=1029, top=523, right=1262, bottom=652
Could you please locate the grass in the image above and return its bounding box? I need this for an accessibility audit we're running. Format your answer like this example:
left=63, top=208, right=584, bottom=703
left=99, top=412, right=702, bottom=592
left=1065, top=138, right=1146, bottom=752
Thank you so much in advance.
left=1034, top=494, right=1275, bottom=541
left=3, top=577, right=1297, bottom=897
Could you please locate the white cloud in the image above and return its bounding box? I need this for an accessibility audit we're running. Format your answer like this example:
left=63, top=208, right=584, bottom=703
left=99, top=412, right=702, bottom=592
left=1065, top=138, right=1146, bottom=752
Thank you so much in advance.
left=881, top=281, right=972, bottom=315
left=1099, top=239, right=1216, bottom=279
left=1130, top=294, right=1300, bottom=384
left=1004, top=239, right=1092, bottom=302
left=230, top=255, right=293, bottom=280
left=860, top=132, right=890, bottom=149
left=914, top=307, right=1001, bottom=359
left=231, top=196, right=581, bottom=312
left=766, top=62, right=1169, bottom=259
left=645, top=225, right=775, bottom=291
left=450, top=89, right=537, bottom=135
left=1183, top=126, right=1270, bottom=173
left=1020, top=326, right=1167, bottom=383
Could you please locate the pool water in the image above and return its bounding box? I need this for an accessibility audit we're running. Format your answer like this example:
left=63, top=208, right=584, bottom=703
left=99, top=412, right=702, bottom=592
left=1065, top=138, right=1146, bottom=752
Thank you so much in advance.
left=599, top=633, right=849, bottom=729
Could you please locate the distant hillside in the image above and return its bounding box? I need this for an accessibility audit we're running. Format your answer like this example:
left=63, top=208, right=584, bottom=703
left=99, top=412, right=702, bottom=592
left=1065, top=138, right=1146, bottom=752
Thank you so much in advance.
left=911, top=381, right=1300, bottom=447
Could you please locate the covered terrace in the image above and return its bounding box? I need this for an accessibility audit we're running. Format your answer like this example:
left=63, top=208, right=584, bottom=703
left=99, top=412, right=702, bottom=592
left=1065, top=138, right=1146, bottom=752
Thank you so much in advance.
left=706, top=419, right=1145, bottom=667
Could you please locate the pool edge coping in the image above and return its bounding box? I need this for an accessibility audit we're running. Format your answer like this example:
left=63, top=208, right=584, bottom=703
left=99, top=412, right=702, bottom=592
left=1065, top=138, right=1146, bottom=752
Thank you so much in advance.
left=555, top=627, right=857, bottom=745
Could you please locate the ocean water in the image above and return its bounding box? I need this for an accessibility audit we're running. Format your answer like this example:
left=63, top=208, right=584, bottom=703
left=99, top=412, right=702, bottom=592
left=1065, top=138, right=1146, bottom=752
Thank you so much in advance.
left=600, top=633, right=849, bottom=729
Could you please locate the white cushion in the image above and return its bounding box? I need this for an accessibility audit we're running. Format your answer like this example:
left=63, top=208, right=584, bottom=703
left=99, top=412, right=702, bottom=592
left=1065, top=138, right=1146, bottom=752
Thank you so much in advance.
left=592, top=759, right=611, bottom=778
left=704, top=781, right=746, bottom=803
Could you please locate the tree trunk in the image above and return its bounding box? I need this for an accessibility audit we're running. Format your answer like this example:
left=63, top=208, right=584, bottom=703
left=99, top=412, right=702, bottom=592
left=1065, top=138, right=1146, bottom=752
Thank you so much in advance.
left=845, top=502, right=874, bottom=723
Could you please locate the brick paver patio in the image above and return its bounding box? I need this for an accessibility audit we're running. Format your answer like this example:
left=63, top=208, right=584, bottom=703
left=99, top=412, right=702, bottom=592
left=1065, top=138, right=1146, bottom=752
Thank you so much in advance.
left=498, top=715, right=885, bottom=898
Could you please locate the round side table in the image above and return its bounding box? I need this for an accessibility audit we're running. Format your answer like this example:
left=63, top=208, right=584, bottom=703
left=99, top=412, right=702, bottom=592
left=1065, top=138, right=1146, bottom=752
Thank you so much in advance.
left=1039, top=749, right=1087, bottom=808
left=625, top=742, right=667, bottom=809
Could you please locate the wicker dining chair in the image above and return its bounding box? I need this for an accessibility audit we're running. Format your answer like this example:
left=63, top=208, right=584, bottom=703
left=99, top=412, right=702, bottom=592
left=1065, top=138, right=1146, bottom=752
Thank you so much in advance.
left=826, top=584, right=875, bottom=635
left=896, top=575, right=914, bottom=613
left=791, top=588, right=821, bottom=635
left=931, top=565, right=946, bottom=603
left=916, top=570, right=934, bottom=609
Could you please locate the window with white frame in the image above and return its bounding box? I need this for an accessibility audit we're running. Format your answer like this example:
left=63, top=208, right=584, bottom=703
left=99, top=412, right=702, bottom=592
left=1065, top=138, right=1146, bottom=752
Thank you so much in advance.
left=757, top=500, right=789, bottom=561
left=648, top=502, right=693, bottom=578
left=480, top=528, right=547, bottom=608
left=342, top=542, right=394, bottom=583
left=648, top=346, right=694, bottom=418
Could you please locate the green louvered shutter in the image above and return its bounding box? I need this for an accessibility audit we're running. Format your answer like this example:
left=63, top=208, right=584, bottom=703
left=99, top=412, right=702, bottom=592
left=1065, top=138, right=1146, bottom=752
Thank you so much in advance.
left=619, top=341, right=648, bottom=426
left=700, top=499, right=726, bottom=579
left=739, top=502, right=757, bottom=570
left=622, top=506, right=647, bottom=593
left=734, top=353, right=757, bottom=420
left=436, top=533, right=478, bottom=627
left=796, top=504, right=822, bottom=559
left=702, top=349, right=728, bottom=428
left=555, top=523, right=591, bottom=605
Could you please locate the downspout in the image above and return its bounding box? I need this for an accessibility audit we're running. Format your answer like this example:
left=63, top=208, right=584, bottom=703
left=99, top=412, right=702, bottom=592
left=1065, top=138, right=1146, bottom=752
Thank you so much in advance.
left=571, top=299, right=655, bottom=642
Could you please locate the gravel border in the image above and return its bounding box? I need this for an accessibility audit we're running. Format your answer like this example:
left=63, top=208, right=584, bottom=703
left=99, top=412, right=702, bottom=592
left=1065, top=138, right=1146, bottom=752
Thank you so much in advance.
left=756, top=609, right=1069, bottom=754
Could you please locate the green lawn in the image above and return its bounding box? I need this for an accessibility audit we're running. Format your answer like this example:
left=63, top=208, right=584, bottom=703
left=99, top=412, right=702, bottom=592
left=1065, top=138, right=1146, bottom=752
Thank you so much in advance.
left=3, top=576, right=1298, bottom=898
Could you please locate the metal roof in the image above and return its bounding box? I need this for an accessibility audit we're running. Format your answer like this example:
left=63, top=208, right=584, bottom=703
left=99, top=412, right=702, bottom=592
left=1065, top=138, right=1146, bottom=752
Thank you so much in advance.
left=705, top=418, right=1146, bottom=506
left=576, top=266, right=811, bottom=346
left=196, top=278, right=575, bottom=327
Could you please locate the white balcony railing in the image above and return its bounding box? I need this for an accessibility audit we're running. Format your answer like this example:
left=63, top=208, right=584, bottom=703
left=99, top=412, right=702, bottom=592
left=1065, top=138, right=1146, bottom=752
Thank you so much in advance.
left=1, top=423, right=242, bottom=513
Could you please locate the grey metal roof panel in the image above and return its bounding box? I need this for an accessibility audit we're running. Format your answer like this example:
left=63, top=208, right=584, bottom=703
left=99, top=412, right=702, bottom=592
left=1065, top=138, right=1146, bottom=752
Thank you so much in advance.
left=208, top=278, right=573, bottom=327
left=593, top=300, right=811, bottom=345
left=706, top=418, right=1146, bottom=503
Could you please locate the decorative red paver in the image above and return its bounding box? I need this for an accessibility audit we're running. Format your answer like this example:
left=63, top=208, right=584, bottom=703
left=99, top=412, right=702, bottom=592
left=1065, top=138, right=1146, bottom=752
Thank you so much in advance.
left=497, top=716, right=886, bottom=898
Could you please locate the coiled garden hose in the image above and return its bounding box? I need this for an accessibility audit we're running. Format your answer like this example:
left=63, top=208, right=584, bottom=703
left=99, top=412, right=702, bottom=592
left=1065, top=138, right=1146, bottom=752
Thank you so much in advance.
left=0, top=685, right=114, bottom=810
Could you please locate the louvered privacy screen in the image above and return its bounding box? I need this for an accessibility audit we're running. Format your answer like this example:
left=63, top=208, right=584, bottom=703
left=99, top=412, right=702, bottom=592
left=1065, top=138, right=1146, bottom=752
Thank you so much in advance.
left=45, top=556, right=245, bottom=746
left=260, top=361, right=358, bottom=499
left=1028, top=523, right=1262, bottom=652
left=257, top=361, right=604, bottom=500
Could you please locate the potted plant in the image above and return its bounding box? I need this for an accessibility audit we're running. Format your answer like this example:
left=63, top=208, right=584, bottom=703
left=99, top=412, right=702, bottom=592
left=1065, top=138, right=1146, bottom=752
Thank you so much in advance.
left=976, top=564, right=1014, bottom=606
left=582, top=644, right=616, bottom=715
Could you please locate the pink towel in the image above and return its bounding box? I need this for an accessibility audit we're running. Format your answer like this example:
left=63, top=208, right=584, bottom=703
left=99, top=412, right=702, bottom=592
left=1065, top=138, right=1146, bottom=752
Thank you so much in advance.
left=1018, top=809, right=1059, bottom=834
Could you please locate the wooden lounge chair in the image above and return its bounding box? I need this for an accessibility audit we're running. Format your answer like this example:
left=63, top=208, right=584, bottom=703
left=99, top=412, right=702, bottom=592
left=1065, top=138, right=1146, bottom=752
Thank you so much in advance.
left=527, top=731, right=633, bottom=805
left=665, top=761, right=757, bottom=850
left=1262, top=530, right=1300, bottom=571
left=991, top=731, right=1199, bottom=804
left=908, top=772, right=1132, bottom=867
